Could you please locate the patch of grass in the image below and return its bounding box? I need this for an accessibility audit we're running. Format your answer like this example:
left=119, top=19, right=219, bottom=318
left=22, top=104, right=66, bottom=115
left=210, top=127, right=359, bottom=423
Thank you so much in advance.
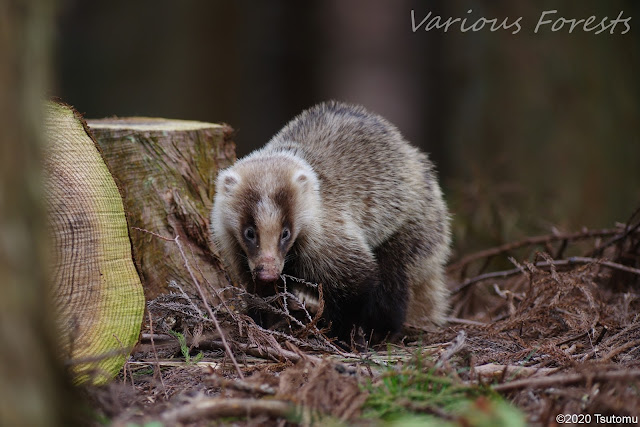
left=126, top=422, right=164, bottom=427
left=362, top=350, right=525, bottom=426
left=168, top=330, right=204, bottom=364
left=131, top=367, right=154, bottom=377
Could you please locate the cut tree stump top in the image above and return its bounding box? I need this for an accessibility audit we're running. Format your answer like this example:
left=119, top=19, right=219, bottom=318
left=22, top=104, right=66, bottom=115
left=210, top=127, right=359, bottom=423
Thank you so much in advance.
left=89, top=117, right=221, bottom=131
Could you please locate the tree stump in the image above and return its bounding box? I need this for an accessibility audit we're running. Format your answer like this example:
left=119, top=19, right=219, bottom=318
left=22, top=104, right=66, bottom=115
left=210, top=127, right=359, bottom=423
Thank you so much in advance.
left=43, top=101, right=145, bottom=384
left=87, top=118, right=236, bottom=301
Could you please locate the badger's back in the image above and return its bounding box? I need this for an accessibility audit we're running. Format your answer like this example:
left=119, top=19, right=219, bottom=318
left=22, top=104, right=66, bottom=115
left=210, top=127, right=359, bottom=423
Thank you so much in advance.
left=260, top=101, right=442, bottom=248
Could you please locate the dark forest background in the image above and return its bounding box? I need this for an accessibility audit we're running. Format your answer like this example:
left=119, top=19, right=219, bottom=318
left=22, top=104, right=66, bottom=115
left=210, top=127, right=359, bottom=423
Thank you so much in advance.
left=54, top=0, right=639, bottom=257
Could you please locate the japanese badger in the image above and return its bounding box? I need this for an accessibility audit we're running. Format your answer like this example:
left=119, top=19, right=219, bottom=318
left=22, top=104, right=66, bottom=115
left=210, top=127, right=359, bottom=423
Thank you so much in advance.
left=210, top=101, right=450, bottom=343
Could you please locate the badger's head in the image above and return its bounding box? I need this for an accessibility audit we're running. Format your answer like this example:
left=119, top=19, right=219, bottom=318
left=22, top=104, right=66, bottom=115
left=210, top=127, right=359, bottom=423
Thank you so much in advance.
left=211, top=152, right=320, bottom=286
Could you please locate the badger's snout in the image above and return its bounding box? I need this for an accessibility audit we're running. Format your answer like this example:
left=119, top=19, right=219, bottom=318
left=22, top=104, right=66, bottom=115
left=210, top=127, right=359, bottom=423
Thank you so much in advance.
left=255, top=265, right=279, bottom=282
left=253, top=254, right=281, bottom=282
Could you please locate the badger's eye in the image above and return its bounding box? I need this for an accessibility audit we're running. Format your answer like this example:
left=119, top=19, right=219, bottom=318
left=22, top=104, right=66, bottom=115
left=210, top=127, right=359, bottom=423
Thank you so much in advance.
left=243, top=227, right=256, bottom=242
left=281, top=227, right=291, bottom=242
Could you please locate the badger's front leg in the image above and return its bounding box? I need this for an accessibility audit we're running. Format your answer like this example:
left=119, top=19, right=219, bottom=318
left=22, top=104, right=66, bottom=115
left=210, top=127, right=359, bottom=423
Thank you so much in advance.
left=298, top=234, right=408, bottom=344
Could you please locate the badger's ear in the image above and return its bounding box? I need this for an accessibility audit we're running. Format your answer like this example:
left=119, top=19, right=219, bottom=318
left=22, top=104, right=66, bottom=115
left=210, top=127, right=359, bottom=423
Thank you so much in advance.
left=217, top=169, right=241, bottom=194
left=292, top=168, right=318, bottom=193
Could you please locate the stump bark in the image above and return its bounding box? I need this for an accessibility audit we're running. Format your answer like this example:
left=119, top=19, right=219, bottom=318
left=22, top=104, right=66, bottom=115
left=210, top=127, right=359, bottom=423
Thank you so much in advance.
left=87, top=118, right=236, bottom=300
left=43, top=101, right=145, bottom=384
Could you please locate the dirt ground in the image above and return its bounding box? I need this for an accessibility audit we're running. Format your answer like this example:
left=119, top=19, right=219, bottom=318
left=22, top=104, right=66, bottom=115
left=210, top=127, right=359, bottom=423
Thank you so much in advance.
left=86, top=209, right=640, bottom=426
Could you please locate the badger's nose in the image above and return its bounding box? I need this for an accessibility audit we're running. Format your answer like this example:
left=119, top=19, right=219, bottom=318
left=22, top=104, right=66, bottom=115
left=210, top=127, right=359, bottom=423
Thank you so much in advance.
left=255, top=254, right=280, bottom=282
left=255, top=265, right=279, bottom=282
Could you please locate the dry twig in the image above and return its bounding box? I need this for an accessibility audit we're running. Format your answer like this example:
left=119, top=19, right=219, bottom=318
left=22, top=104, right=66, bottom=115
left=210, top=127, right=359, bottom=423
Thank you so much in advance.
left=173, top=235, right=245, bottom=379
left=161, top=397, right=293, bottom=424
left=492, top=368, right=640, bottom=392
left=207, top=374, right=276, bottom=395
left=448, top=227, right=627, bottom=272
left=452, top=256, right=640, bottom=294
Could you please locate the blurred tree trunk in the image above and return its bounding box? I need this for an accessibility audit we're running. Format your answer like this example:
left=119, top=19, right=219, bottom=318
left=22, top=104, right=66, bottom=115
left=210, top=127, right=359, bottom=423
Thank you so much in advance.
left=318, top=0, right=433, bottom=159
left=0, top=0, right=75, bottom=425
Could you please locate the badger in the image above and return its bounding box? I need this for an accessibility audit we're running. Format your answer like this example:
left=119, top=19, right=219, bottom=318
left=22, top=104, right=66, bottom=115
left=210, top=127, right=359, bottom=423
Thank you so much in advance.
left=210, top=101, right=450, bottom=343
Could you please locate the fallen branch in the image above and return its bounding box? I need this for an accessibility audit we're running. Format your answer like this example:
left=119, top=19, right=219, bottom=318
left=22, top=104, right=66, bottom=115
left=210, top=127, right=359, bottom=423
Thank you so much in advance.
left=207, top=374, right=276, bottom=395
left=492, top=368, right=640, bottom=392
left=452, top=268, right=523, bottom=295
left=436, top=330, right=466, bottom=368
left=127, top=360, right=221, bottom=368
left=161, top=397, right=293, bottom=424
left=474, top=363, right=558, bottom=381
left=600, top=339, right=640, bottom=362
left=589, top=206, right=640, bottom=257
left=452, top=256, right=640, bottom=294
left=447, top=227, right=627, bottom=272
left=443, top=317, right=487, bottom=327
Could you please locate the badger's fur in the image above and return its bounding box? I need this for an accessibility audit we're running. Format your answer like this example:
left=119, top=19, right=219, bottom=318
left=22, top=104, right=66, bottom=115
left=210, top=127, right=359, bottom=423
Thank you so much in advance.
left=210, top=101, right=450, bottom=342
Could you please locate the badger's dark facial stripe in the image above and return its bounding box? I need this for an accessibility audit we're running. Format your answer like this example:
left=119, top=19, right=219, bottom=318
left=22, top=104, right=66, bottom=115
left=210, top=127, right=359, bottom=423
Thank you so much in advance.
left=237, top=187, right=261, bottom=257
left=273, top=187, right=292, bottom=215
left=274, top=186, right=294, bottom=222
left=272, top=187, right=296, bottom=254
left=238, top=188, right=261, bottom=217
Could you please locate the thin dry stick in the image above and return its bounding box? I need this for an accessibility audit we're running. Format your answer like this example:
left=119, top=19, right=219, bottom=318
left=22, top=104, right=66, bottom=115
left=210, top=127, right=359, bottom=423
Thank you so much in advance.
left=447, top=227, right=626, bottom=272
left=452, top=256, right=640, bottom=294
left=203, top=339, right=319, bottom=366
left=186, top=242, right=237, bottom=321
left=208, top=375, right=276, bottom=395
left=141, top=333, right=173, bottom=342
left=112, top=334, right=135, bottom=389
left=589, top=206, right=640, bottom=256
left=567, top=256, right=640, bottom=275
left=493, top=368, right=640, bottom=392
left=600, top=339, right=640, bottom=362
left=131, top=226, right=174, bottom=241
left=436, top=330, right=466, bottom=368
left=161, top=397, right=293, bottom=424
left=169, top=280, right=203, bottom=317
left=579, top=323, right=638, bottom=362
left=452, top=269, right=523, bottom=295
left=133, top=226, right=245, bottom=378
left=443, top=317, right=487, bottom=327
left=174, top=235, right=245, bottom=379
left=148, top=310, right=168, bottom=399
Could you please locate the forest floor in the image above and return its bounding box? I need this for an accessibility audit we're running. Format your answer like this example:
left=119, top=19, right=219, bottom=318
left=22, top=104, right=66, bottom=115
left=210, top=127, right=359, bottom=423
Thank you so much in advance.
left=86, top=209, right=640, bottom=426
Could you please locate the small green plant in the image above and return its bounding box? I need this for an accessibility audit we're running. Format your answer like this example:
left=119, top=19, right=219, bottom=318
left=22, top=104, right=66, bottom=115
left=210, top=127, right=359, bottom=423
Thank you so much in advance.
left=131, top=367, right=154, bottom=377
left=362, top=350, right=525, bottom=426
left=168, top=330, right=204, bottom=364
left=126, top=422, right=164, bottom=427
